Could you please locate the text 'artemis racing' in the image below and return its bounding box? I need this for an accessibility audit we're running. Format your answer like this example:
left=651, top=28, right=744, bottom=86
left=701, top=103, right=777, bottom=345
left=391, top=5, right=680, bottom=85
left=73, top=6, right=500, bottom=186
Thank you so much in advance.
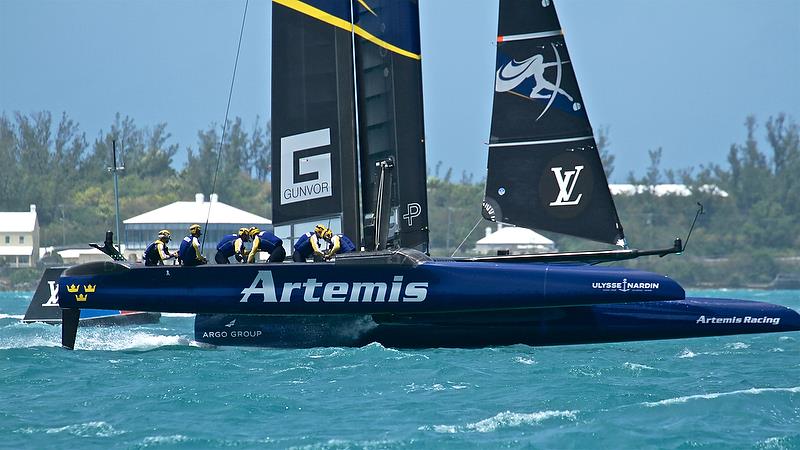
left=240, top=271, right=429, bottom=303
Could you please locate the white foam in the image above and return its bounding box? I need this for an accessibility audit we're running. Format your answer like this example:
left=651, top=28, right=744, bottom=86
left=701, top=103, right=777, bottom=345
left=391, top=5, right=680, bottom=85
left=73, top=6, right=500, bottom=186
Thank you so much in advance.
left=161, top=313, right=195, bottom=318
left=624, top=362, right=655, bottom=371
left=142, top=434, right=189, bottom=444
left=405, top=382, right=449, bottom=393
left=422, top=410, right=577, bottom=434
left=0, top=314, right=24, bottom=320
left=18, top=421, right=124, bottom=438
left=515, top=356, right=536, bottom=365
left=726, top=342, right=750, bottom=350
left=643, top=386, right=800, bottom=407
left=77, top=329, right=191, bottom=351
left=678, top=348, right=697, bottom=358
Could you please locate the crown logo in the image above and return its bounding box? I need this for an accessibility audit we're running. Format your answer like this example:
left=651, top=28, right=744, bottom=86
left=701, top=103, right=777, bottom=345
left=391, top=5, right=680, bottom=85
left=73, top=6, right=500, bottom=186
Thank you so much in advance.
left=83, top=284, right=96, bottom=293
left=75, top=293, right=88, bottom=302
left=67, top=284, right=80, bottom=293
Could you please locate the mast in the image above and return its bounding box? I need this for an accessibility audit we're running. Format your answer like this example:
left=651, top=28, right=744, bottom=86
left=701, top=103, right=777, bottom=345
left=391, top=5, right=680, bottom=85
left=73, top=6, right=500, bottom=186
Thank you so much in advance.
left=108, top=139, right=124, bottom=248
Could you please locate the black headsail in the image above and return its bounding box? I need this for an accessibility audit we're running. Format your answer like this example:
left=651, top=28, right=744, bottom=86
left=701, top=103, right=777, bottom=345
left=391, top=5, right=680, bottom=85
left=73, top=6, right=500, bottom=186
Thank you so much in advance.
left=353, top=0, right=429, bottom=252
left=272, top=0, right=361, bottom=244
left=482, top=0, right=625, bottom=246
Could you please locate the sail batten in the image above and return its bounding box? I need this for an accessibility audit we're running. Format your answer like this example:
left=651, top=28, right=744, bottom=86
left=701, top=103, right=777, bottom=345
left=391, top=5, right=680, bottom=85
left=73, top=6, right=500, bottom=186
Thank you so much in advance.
left=483, top=0, right=624, bottom=246
left=489, top=135, right=595, bottom=147
left=498, top=30, right=563, bottom=42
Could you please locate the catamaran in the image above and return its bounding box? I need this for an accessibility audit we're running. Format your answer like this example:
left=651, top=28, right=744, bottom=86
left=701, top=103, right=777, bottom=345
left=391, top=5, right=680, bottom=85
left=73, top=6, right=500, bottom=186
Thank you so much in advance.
left=57, top=0, right=800, bottom=349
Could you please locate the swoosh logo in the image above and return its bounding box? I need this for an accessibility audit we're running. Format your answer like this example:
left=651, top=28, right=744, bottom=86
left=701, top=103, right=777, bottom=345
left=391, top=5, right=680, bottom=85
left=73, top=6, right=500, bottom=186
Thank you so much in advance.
left=495, top=56, right=540, bottom=92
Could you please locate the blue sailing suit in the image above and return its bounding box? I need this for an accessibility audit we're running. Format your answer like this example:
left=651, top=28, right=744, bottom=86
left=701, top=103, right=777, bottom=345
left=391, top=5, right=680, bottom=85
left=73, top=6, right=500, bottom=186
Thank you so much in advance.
left=215, top=234, right=246, bottom=264
left=179, top=235, right=206, bottom=266
left=143, top=240, right=172, bottom=266
left=247, top=231, right=285, bottom=263
left=326, top=234, right=356, bottom=258
left=292, top=232, right=323, bottom=262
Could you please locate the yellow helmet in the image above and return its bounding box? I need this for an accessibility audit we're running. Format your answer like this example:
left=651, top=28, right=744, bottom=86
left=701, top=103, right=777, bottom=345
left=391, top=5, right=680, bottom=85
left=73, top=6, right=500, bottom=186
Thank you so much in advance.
left=158, top=229, right=171, bottom=240
left=314, top=224, right=326, bottom=236
left=238, top=227, right=248, bottom=237
left=249, top=227, right=261, bottom=237
left=189, top=224, right=202, bottom=235
left=323, top=228, right=333, bottom=239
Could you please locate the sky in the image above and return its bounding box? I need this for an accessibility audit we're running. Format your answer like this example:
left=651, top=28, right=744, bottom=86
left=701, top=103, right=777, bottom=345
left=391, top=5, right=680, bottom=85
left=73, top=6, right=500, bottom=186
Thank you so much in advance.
left=1, top=0, right=799, bottom=182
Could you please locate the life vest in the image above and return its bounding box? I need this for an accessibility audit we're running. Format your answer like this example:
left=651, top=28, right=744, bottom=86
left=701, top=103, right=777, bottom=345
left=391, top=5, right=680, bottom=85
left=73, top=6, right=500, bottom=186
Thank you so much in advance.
left=216, top=234, right=241, bottom=257
left=143, top=240, right=168, bottom=266
left=336, top=234, right=356, bottom=253
left=255, top=231, right=282, bottom=253
left=293, top=232, right=315, bottom=258
left=178, top=235, right=202, bottom=264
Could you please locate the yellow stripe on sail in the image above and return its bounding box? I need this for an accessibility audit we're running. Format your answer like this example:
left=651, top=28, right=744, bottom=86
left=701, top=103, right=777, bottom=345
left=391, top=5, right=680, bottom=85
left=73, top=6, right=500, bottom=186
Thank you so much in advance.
left=273, top=0, right=353, bottom=32
left=352, top=26, right=420, bottom=60
left=272, top=0, right=421, bottom=60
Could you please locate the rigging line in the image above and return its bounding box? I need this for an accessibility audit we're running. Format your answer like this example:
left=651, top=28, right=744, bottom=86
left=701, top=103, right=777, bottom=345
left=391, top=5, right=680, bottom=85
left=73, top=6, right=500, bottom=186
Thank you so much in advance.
left=451, top=217, right=483, bottom=257
left=681, top=202, right=704, bottom=254
left=202, top=0, right=250, bottom=251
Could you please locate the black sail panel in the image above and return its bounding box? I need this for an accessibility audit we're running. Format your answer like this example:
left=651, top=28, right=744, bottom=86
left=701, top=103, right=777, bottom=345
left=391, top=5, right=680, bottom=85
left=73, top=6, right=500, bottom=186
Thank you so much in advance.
left=491, top=37, right=592, bottom=144
left=483, top=0, right=624, bottom=245
left=483, top=138, right=622, bottom=244
left=271, top=0, right=360, bottom=243
left=353, top=0, right=429, bottom=252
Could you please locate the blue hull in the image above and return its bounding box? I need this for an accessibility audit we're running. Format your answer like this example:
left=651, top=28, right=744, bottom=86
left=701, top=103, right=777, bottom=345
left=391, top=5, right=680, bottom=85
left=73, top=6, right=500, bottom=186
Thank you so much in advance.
left=57, top=255, right=800, bottom=348
left=58, top=259, right=684, bottom=313
left=194, top=297, right=800, bottom=347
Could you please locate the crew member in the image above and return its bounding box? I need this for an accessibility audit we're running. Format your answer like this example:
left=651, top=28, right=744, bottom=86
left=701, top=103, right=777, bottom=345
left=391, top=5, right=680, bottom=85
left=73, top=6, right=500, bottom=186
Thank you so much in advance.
left=247, top=227, right=286, bottom=263
left=215, top=228, right=250, bottom=264
left=143, top=229, right=178, bottom=266
left=292, top=224, right=326, bottom=262
left=323, top=228, right=356, bottom=260
left=179, top=224, right=208, bottom=266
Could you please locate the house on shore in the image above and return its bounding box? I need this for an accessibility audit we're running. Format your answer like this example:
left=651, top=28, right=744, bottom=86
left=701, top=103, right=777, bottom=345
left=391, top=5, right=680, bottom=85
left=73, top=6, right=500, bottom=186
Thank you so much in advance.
left=475, top=225, right=556, bottom=255
left=0, top=205, right=39, bottom=267
left=122, top=193, right=271, bottom=261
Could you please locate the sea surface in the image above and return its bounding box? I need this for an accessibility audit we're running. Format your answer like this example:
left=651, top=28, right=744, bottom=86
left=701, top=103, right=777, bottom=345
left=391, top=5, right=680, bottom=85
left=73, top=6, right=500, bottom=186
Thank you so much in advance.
left=1, top=290, right=798, bottom=449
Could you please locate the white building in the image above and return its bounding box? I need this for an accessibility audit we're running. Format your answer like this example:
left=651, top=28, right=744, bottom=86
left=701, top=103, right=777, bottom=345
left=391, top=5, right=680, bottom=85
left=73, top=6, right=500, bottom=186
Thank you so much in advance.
left=0, top=205, right=40, bottom=267
left=608, top=184, right=728, bottom=197
left=475, top=225, right=556, bottom=255
left=123, top=193, right=271, bottom=261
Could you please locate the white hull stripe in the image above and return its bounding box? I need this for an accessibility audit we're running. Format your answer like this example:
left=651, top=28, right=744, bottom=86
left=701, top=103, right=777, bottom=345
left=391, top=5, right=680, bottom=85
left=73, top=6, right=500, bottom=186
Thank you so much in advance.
left=498, top=30, right=562, bottom=43
left=489, top=136, right=595, bottom=147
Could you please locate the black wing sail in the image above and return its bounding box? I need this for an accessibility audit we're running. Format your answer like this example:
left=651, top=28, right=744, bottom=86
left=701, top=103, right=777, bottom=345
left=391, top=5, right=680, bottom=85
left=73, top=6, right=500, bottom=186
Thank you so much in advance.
left=271, top=0, right=361, bottom=242
left=353, top=0, right=429, bottom=252
left=483, top=0, right=624, bottom=246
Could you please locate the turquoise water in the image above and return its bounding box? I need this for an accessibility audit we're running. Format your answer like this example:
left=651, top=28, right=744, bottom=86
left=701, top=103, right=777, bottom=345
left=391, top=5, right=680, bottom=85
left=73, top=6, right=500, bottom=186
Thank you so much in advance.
left=1, top=290, right=799, bottom=449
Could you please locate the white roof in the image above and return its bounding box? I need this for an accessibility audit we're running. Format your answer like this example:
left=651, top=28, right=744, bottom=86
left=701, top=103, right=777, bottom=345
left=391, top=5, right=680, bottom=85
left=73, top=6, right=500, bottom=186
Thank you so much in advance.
left=476, top=227, right=554, bottom=246
left=0, top=211, right=37, bottom=232
left=124, top=194, right=271, bottom=225
left=609, top=184, right=728, bottom=197
left=57, top=248, right=104, bottom=259
left=0, top=246, right=33, bottom=256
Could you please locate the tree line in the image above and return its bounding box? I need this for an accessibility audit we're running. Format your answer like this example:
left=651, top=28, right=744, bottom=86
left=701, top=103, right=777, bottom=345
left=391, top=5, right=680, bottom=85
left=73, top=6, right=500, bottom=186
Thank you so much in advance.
left=1, top=111, right=798, bottom=286
left=0, top=112, right=271, bottom=246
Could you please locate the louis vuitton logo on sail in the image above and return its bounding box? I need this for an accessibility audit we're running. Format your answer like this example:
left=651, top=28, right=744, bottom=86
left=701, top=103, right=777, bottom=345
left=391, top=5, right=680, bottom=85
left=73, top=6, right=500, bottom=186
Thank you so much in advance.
left=280, top=128, right=333, bottom=205
left=549, top=165, right=584, bottom=206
